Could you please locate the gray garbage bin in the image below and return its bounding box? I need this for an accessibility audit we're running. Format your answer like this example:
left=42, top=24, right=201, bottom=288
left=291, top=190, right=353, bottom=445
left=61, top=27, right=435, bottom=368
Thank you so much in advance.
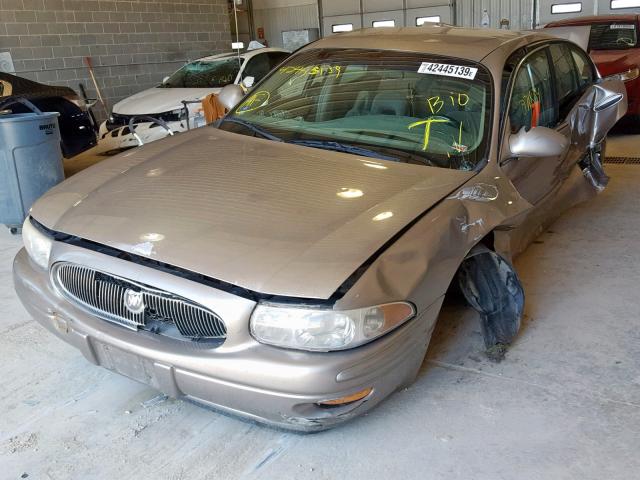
left=0, top=97, right=64, bottom=232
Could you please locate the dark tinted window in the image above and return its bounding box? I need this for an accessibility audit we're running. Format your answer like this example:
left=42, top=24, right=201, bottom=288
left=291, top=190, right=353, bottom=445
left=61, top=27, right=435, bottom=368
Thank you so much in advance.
left=243, top=53, right=271, bottom=81
left=509, top=49, right=558, bottom=131
left=550, top=43, right=580, bottom=118
left=267, top=51, right=289, bottom=69
left=589, top=23, right=637, bottom=50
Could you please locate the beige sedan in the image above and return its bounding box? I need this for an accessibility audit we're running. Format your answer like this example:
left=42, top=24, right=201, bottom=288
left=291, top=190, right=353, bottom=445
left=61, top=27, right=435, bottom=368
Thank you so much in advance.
left=14, top=26, right=626, bottom=431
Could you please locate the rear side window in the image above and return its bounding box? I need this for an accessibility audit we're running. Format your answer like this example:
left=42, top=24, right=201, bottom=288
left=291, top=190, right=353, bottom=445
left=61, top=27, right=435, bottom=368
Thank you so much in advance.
left=509, top=49, right=558, bottom=132
left=570, top=46, right=594, bottom=90
left=549, top=43, right=580, bottom=119
left=589, top=23, right=638, bottom=50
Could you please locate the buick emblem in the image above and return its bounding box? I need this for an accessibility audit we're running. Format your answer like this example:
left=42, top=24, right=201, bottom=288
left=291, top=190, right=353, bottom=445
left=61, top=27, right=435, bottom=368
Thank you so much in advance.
left=123, top=289, right=145, bottom=314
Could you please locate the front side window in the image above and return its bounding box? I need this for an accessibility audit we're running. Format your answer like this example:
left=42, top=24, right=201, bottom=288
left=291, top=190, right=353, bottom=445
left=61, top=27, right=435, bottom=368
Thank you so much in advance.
left=509, top=49, right=557, bottom=131
left=160, top=57, right=242, bottom=88
left=589, top=23, right=638, bottom=50
left=220, top=49, right=492, bottom=171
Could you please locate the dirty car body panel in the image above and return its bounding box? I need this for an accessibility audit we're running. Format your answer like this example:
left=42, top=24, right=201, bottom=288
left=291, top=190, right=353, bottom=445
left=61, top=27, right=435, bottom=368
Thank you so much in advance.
left=13, top=26, right=627, bottom=431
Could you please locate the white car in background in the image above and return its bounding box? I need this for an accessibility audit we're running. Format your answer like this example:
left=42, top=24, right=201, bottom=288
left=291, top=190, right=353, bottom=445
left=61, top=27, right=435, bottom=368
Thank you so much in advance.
left=98, top=47, right=290, bottom=151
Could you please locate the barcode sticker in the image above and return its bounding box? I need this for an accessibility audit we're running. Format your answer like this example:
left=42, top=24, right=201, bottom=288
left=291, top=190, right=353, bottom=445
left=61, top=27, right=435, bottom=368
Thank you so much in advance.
left=418, top=62, right=478, bottom=80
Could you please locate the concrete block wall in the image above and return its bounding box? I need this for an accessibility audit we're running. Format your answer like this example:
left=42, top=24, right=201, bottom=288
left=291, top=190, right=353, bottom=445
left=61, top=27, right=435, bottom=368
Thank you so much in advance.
left=0, top=0, right=231, bottom=120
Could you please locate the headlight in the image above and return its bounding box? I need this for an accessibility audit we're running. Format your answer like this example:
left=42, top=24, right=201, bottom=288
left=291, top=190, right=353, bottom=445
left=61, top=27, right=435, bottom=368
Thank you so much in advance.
left=616, top=67, right=639, bottom=82
left=22, top=217, right=53, bottom=269
left=250, top=302, right=416, bottom=352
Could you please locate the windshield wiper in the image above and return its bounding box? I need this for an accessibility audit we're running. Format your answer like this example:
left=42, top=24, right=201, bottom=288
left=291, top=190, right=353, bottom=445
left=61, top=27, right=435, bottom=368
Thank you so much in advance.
left=288, top=139, right=397, bottom=161
left=219, top=117, right=283, bottom=142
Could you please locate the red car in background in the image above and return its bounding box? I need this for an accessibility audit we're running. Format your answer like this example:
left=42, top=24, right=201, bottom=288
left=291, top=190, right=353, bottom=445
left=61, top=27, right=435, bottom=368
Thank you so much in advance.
left=546, top=15, right=640, bottom=119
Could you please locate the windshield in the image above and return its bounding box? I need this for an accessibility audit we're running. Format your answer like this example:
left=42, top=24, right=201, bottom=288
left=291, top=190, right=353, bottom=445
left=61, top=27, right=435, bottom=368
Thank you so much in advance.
left=589, top=23, right=638, bottom=50
left=160, top=57, right=242, bottom=88
left=220, top=49, right=492, bottom=171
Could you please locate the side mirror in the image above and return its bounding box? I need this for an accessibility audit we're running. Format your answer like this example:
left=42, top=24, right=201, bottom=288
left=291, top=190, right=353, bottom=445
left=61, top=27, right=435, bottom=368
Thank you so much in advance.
left=509, top=126, right=569, bottom=158
left=162, top=76, right=170, bottom=84
left=588, top=80, right=627, bottom=144
left=218, top=84, right=245, bottom=111
left=241, top=76, right=255, bottom=89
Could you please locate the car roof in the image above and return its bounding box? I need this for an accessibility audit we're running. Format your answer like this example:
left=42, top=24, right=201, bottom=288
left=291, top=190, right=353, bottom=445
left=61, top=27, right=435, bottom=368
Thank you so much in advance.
left=547, top=14, right=639, bottom=27
left=195, top=48, right=289, bottom=63
left=301, top=25, right=552, bottom=62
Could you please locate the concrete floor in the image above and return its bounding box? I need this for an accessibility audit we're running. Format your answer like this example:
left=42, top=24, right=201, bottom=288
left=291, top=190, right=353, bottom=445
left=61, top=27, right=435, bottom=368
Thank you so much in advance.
left=2, top=146, right=640, bottom=479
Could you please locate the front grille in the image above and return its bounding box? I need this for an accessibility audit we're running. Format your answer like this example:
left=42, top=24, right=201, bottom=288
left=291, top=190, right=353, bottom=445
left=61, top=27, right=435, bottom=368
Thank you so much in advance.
left=52, top=263, right=226, bottom=341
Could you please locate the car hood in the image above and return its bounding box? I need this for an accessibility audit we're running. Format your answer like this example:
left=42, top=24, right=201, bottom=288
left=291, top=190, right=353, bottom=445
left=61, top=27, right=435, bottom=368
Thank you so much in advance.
left=112, top=87, right=222, bottom=115
left=32, top=128, right=474, bottom=299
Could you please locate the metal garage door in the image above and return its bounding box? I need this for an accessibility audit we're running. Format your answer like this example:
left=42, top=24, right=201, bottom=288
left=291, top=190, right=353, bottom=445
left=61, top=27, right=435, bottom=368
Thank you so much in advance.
left=320, top=0, right=453, bottom=36
left=538, top=0, right=640, bottom=26
left=538, top=0, right=596, bottom=25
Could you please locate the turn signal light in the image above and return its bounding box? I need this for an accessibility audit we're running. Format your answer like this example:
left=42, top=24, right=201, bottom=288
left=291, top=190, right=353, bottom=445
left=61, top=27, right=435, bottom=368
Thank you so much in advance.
left=317, top=387, right=373, bottom=407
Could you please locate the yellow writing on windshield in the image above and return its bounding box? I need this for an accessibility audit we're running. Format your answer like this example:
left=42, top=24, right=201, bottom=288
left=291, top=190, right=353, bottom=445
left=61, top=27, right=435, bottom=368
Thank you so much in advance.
left=408, top=117, right=450, bottom=151
left=451, top=121, right=468, bottom=153
left=427, top=93, right=470, bottom=114
left=279, top=65, right=342, bottom=79
left=237, top=91, right=271, bottom=114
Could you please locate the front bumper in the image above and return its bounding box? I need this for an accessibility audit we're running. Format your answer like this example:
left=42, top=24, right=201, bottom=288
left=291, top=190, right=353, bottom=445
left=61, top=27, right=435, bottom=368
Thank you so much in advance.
left=97, top=115, right=206, bottom=150
left=13, top=248, right=442, bottom=431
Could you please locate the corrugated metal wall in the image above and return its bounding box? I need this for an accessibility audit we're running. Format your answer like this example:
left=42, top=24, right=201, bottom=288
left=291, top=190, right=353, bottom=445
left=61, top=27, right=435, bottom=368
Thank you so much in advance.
left=316, top=0, right=535, bottom=35
left=319, top=0, right=455, bottom=35
left=455, top=0, right=535, bottom=30
left=253, top=1, right=320, bottom=48
left=252, top=0, right=639, bottom=44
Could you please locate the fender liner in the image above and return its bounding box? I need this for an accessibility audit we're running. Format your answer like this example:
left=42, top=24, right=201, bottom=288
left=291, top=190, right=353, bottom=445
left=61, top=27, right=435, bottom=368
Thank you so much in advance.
left=457, top=244, right=525, bottom=349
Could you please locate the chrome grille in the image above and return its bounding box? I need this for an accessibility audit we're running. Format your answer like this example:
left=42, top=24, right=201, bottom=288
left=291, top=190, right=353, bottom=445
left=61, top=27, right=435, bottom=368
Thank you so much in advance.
left=52, top=262, right=226, bottom=340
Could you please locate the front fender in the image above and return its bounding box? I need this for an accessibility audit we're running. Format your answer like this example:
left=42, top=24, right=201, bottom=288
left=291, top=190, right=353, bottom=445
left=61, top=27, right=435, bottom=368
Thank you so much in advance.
left=335, top=165, right=533, bottom=314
